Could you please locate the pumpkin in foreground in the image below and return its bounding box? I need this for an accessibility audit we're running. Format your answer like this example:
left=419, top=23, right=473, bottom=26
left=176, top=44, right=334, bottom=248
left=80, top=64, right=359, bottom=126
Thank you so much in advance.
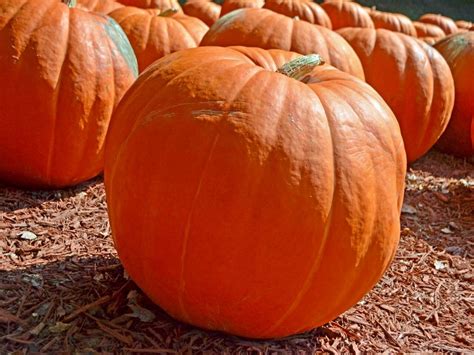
left=434, top=32, right=474, bottom=156
left=0, top=0, right=138, bottom=188
left=338, top=28, right=455, bottom=163
left=104, top=46, right=406, bottom=339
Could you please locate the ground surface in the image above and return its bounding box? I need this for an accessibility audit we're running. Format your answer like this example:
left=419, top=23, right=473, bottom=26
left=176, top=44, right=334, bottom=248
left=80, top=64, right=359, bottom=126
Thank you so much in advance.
left=0, top=150, right=473, bottom=353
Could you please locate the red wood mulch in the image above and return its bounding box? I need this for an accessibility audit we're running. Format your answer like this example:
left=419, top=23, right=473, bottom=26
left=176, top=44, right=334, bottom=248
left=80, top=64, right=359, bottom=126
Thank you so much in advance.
left=1, top=150, right=473, bottom=353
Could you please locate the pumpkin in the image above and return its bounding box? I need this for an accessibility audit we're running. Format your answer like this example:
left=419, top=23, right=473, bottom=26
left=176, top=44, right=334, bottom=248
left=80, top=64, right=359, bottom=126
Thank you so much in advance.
left=456, top=20, right=472, bottom=31
left=109, top=8, right=208, bottom=73
left=434, top=32, right=474, bottom=156
left=116, top=0, right=182, bottom=11
left=338, top=28, right=455, bottom=163
left=263, top=0, right=332, bottom=28
left=104, top=45, right=406, bottom=339
left=419, top=14, right=458, bottom=35
left=183, top=0, right=221, bottom=26
left=201, top=8, right=364, bottom=80
left=413, top=21, right=446, bottom=38
left=220, top=0, right=264, bottom=16
left=419, top=36, right=443, bottom=46
left=368, top=10, right=417, bottom=37
left=76, top=0, right=123, bottom=13
left=320, top=0, right=374, bottom=30
left=0, top=0, right=137, bottom=188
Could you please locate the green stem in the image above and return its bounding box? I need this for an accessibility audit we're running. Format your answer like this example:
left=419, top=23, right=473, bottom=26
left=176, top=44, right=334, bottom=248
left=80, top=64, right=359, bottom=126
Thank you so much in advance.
left=159, top=8, right=179, bottom=17
left=63, top=0, right=76, bottom=8
left=277, top=54, right=325, bottom=81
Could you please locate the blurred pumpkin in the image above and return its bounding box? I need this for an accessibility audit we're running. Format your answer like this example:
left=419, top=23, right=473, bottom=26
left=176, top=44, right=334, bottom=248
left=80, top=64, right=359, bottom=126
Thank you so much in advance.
left=368, top=10, right=417, bottom=37
left=0, top=0, right=137, bottom=188
left=413, top=21, right=445, bottom=38
left=419, top=36, right=443, bottom=45
left=116, top=0, right=182, bottom=11
left=320, top=0, right=374, bottom=30
left=338, top=28, right=455, bottom=163
left=419, top=13, right=458, bottom=35
left=201, top=8, right=364, bottom=80
left=263, top=0, right=332, bottom=28
left=183, top=0, right=221, bottom=26
left=109, top=7, right=208, bottom=72
left=104, top=45, right=406, bottom=339
left=76, top=0, right=123, bottom=13
left=220, top=0, right=264, bottom=16
left=434, top=32, right=474, bottom=156
left=456, top=20, right=472, bottom=30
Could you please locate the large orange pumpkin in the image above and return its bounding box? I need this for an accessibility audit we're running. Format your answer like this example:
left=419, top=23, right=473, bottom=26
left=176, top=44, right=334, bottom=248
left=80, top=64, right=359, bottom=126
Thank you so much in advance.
left=0, top=0, right=137, bottom=188
left=109, top=7, right=208, bottom=73
left=338, top=28, right=455, bottom=163
left=263, top=0, right=332, bottom=28
left=456, top=20, right=472, bottom=31
left=413, top=21, right=446, bottom=38
left=183, top=0, right=221, bottom=26
left=76, top=0, right=123, bottom=13
left=104, top=45, right=406, bottom=339
left=220, top=0, right=264, bottom=16
left=116, top=0, right=182, bottom=11
left=434, top=32, right=474, bottom=156
left=419, top=13, right=458, bottom=35
left=368, top=10, right=417, bottom=37
left=201, top=8, right=364, bottom=80
left=320, top=0, right=374, bottom=30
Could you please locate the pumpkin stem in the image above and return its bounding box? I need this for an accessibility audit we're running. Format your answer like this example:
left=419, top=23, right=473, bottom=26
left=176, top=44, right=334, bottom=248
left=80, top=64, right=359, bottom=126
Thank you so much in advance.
left=62, top=0, right=76, bottom=7
left=277, top=54, right=325, bottom=81
left=159, top=8, right=179, bottom=17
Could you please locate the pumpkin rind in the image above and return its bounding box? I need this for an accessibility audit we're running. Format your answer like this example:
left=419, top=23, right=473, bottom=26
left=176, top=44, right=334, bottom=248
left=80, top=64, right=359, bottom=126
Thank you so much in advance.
left=0, top=0, right=137, bottom=188
left=320, top=0, right=374, bottom=30
left=183, top=0, right=221, bottom=26
left=104, top=45, right=406, bottom=339
left=201, top=8, right=365, bottom=80
left=220, top=0, right=264, bottom=16
left=434, top=32, right=474, bottom=156
left=413, top=21, right=446, bottom=38
left=338, top=28, right=455, bottom=163
left=419, top=13, right=458, bottom=35
left=109, top=7, right=208, bottom=72
left=116, top=0, right=182, bottom=11
left=76, top=0, right=123, bottom=13
left=368, top=10, right=417, bottom=37
left=263, top=0, right=332, bottom=28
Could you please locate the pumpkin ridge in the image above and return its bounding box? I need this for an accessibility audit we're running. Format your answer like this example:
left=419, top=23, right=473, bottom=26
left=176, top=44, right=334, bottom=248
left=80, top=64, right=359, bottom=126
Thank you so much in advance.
left=262, top=85, right=337, bottom=337
left=46, top=6, right=71, bottom=184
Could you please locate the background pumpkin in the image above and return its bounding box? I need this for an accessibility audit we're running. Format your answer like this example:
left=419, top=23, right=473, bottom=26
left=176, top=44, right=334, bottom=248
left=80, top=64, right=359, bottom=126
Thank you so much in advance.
left=419, top=13, right=458, bottom=35
left=456, top=20, right=472, bottom=30
left=109, top=7, right=208, bottom=73
left=220, top=0, right=264, bottom=16
left=368, top=10, right=417, bottom=37
left=201, top=8, right=365, bottom=80
left=0, top=0, right=138, bottom=188
left=434, top=32, right=474, bottom=156
left=76, top=0, right=123, bottom=13
left=338, top=28, right=455, bottom=163
left=320, top=0, right=374, bottom=30
left=104, top=45, right=406, bottom=339
left=116, top=0, right=182, bottom=11
left=183, top=0, right=221, bottom=26
left=263, top=0, right=332, bottom=28
left=413, top=21, right=446, bottom=38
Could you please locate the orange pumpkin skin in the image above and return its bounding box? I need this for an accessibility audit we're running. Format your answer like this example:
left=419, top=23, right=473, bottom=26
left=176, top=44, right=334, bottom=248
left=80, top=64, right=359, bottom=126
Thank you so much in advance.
left=263, top=0, right=332, bottom=28
left=413, top=21, right=446, bottom=38
left=201, top=8, right=364, bottom=80
left=76, top=0, right=123, bottom=13
left=116, top=0, right=182, bottom=11
left=338, top=28, right=455, bottom=163
left=104, top=45, right=406, bottom=339
left=419, top=36, right=443, bottom=46
left=109, top=7, right=208, bottom=73
left=434, top=33, right=474, bottom=156
left=456, top=20, right=472, bottom=31
left=183, top=0, right=221, bottom=26
left=0, top=0, right=137, bottom=188
left=368, top=10, right=417, bottom=37
left=419, top=14, right=458, bottom=35
left=220, top=0, right=264, bottom=16
left=320, top=0, right=374, bottom=30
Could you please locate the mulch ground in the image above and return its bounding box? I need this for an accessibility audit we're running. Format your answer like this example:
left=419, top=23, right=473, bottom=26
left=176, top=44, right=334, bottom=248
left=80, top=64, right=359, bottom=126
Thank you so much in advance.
left=1, top=149, right=473, bottom=353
